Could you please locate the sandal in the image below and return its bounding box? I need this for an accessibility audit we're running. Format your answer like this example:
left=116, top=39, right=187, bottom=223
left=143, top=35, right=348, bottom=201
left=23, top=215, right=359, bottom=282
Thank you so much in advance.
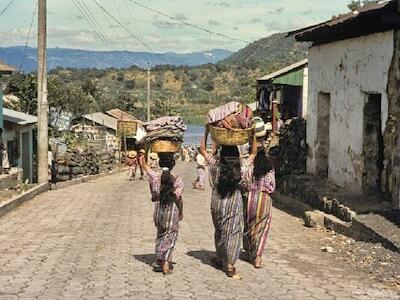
left=226, top=266, right=242, bottom=279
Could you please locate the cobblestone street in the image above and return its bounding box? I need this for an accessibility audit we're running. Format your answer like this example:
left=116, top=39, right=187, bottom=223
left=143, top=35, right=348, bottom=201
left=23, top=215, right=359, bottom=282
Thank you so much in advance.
left=0, top=162, right=399, bottom=300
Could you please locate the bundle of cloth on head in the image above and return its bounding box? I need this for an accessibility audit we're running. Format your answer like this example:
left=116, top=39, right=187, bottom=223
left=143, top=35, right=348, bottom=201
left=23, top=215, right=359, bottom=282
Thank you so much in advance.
left=207, top=101, right=253, bottom=130
left=143, top=116, right=187, bottom=143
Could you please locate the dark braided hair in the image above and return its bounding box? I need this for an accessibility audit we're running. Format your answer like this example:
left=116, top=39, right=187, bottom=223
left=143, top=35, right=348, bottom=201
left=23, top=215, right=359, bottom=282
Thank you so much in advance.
left=158, top=153, right=176, bottom=206
left=253, top=149, right=273, bottom=181
left=216, top=146, right=241, bottom=199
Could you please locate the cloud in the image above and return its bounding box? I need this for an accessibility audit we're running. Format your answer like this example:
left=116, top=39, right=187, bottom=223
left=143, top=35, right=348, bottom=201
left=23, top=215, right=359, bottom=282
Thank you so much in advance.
left=301, top=9, right=314, bottom=15
left=270, top=7, right=285, bottom=14
left=174, top=13, right=188, bottom=21
left=264, top=20, right=307, bottom=32
left=251, top=18, right=262, bottom=24
left=208, top=19, right=220, bottom=26
left=206, top=1, right=231, bottom=8
left=152, top=17, right=184, bottom=30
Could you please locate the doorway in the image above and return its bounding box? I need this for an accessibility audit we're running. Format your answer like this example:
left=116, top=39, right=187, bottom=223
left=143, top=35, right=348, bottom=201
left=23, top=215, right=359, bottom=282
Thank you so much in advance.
left=316, top=93, right=331, bottom=176
left=362, top=94, right=384, bottom=191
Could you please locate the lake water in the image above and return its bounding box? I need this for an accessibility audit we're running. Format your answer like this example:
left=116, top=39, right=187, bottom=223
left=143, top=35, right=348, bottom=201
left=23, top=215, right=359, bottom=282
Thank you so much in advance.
left=184, top=124, right=205, bottom=146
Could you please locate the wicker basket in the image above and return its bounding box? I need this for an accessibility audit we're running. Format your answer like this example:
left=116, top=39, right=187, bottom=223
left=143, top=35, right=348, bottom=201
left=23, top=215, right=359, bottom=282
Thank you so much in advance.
left=151, top=140, right=181, bottom=153
left=210, top=126, right=254, bottom=146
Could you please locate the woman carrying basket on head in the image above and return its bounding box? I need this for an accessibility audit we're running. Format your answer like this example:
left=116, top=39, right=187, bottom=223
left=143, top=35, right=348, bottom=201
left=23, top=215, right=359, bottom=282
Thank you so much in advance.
left=200, top=124, right=257, bottom=278
left=139, top=153, right=184, bottom=275
left=242, top=117, right=276, bottom=269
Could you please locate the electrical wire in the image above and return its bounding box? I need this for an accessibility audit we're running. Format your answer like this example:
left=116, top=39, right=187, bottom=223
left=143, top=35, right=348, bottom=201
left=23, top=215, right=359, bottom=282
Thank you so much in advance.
left=72, top=0, right=124, bottom=67
left=129, top=0, right=250, bottom=44
left=90, top=0, right=169, bottom=65
left=18, top=0, right=37, bottom=73
left=78, top=0, right=125, bottom=65
left=0, top=0, right=16, bottom=17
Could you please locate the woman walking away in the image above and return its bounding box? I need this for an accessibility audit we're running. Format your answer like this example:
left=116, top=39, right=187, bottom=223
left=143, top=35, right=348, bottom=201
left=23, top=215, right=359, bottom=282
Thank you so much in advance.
left=243, top=119, right=276, bottom=269
left=200, top=125, right=257, bottom=278
left=139, top=153, right=184, bottom=275
left=126, top=151, right=138, bottom=180
left=193, top=149, right=206, bottom=190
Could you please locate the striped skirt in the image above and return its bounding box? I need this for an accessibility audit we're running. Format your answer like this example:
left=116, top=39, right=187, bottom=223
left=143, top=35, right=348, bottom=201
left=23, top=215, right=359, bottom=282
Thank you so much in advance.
left=243, top=190, right=272, bottom=259
left=211, top=190, right=243, bottom=266
left=153, top=202, right=180, bottom=262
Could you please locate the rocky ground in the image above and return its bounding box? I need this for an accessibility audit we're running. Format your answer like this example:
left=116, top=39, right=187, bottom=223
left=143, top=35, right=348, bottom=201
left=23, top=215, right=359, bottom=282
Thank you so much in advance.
left=0, top=161, right=398, bottom=299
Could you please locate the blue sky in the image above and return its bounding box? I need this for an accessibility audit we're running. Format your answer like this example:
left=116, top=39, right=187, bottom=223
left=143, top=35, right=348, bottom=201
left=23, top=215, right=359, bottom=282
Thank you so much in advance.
left=1, top=0, right=351, bottom=52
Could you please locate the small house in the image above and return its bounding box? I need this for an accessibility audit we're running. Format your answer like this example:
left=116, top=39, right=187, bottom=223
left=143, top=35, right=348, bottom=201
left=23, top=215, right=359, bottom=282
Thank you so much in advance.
left=256, top=59, right=308, bottom=132
left=71, top=112, right=119, bottom=152
left=293, top=0, right=400, bottom=207
left=3, top=108, right=37, bottom=182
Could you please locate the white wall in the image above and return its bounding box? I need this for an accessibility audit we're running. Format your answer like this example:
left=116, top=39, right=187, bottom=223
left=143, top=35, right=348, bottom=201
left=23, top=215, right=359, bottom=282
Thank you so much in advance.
left=302, top=67, right=309, bottom=118
left=307, top=31, right=394, bottom=193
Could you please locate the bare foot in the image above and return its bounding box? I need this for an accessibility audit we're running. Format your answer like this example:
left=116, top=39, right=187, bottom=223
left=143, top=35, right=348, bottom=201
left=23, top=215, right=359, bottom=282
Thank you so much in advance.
left=254, top=256, right=262, bottom=268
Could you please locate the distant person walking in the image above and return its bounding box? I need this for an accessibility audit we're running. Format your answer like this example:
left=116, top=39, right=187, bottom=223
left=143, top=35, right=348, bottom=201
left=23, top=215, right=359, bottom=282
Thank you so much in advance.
left=193, top=150, right=206, bottom=190
left=126, top=151, right=138, bottom=180
left=0, top=128, right=10, bottom=174
left=139, top=153, right=184, bottom=275
left=200, top=125, right=257, bottom=278
left=138, top=149, right=146, bottom=180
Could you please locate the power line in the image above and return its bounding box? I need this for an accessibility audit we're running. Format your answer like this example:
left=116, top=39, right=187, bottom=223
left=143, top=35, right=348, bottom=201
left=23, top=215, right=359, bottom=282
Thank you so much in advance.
left=72, top=0, right=124, bottom=66
left=129, top=0, right=250, bottom=44
left=0, top=0, right=16, bottom=17
left=78, top=0, right=125, bottom=65
left=90, top=0, right=169, bottom=65
left=19, top=0, right=37, bottom=73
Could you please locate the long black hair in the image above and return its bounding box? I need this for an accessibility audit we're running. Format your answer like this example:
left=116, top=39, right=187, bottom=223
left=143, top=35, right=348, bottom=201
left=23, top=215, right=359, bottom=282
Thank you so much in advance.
left=253, top=149, right=274, bottom=181
left=216, top=146, right=241, bottom=199
left=158, top=153, right=176, bottom=206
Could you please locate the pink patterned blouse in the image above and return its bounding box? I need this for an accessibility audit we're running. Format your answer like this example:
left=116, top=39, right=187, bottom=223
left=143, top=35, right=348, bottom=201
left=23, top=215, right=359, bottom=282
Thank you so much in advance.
left=146, top=169, right=184, bottom=201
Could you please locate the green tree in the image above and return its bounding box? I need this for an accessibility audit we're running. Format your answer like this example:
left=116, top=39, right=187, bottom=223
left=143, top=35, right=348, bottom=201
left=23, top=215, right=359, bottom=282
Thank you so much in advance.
left=5, top=74, right=37, bottom=114
left=347, top=0, right=375, bottom=11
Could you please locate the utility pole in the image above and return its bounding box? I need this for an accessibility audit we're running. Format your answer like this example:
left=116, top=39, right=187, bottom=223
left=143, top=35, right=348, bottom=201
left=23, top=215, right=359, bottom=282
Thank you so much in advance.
left=37, top=0, right=48, bottom=184
left=147, top=64, right=151, bottom=122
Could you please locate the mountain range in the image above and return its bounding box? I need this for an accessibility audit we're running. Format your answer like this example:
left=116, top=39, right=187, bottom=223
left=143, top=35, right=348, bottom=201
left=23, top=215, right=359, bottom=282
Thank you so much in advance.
left=0, top=47, right=232, bottom=72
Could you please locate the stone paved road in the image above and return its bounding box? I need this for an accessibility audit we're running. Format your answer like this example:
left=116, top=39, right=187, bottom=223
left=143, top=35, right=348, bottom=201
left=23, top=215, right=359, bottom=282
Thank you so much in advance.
left=0, top=162, right=399, bottom=300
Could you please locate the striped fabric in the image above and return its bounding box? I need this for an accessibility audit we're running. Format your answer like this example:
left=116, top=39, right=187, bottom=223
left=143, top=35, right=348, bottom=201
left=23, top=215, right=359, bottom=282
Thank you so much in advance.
left=243, top=191, right=272, bottom=258
left=147, top=170, right=184, bottom=261
left=243, top=169, right=275, bottom=259
left=207, top=154, right=250, bottom=266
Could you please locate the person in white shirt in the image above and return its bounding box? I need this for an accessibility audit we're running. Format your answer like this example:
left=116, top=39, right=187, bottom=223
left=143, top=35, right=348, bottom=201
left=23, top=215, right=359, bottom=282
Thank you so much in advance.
left=192, top=150, right=206, bottom=190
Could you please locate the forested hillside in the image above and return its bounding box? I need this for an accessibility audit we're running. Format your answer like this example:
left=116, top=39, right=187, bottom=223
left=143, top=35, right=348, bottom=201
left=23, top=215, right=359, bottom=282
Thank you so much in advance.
left=4, top=33, right=308, bottom=125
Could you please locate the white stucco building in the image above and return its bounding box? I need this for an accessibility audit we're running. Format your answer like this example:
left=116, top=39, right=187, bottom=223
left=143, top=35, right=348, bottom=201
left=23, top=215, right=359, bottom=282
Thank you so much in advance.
left=294, top=1, right=400, bottom=207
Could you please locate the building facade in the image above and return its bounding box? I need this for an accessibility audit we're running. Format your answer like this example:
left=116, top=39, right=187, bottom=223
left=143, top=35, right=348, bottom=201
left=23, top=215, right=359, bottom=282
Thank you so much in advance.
left=294, top=1, right=400, bottom=207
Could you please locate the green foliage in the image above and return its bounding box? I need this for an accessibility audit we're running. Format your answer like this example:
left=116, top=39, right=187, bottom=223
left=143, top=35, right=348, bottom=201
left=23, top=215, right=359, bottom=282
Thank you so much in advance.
left=5, top=33, right=308, bottom=124
left=347, top=0, right=375, bottom=11
left=5, top=73, right=37, bottom=114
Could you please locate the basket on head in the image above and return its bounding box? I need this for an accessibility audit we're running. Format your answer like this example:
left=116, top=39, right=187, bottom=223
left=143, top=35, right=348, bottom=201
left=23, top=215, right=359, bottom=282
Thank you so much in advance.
left=209, top=126, right=254, bottom=146
left=151, top=140, right=181, bottom=153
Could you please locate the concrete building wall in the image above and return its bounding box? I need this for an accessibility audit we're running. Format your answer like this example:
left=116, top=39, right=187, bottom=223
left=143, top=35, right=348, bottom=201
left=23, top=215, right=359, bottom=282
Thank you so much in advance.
left=306, top=31, right=394, bottom=193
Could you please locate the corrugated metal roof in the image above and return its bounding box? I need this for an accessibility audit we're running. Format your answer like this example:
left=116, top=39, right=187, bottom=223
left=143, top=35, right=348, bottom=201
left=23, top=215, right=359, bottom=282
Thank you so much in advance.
left=291, top=0, right=397, bottom=43
left=81, top=112, right=118, bottom=131
left=106, top=109, right=143, bottom=123
left=0, top=61, right=16, bottom=74
left=3, top=108, right=37, bottom=125
left=258, top=59, right=308, bottom=81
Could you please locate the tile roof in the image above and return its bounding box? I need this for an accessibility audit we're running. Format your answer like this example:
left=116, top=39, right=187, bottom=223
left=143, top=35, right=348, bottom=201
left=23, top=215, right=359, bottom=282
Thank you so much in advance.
left=0, top=61, right=16, bottom=74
